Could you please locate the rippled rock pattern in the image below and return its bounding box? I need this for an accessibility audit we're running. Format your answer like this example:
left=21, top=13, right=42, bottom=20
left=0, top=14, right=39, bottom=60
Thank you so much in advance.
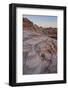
left=23, top=30, right=57, bottom=75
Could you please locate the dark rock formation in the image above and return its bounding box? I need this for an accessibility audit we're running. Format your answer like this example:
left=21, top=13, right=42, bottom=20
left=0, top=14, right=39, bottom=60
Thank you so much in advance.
left=23, top=18, right=33, bottom=30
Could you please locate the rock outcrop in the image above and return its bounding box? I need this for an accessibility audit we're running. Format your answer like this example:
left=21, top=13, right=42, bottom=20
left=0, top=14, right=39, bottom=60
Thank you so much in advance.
left=23, top=30, right=57, bottom=74
left=43, top=27, right=57, bottom=39
left=23, top=18, right=57, bottom=39
left=23, top=18, right=33, bottom=30
left=23, top=17, right=57, bottom=75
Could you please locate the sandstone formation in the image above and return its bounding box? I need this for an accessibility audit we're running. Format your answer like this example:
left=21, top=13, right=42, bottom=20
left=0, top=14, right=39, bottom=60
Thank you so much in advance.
left=23, top=17, right=57, bottom=75
left=23, top=31, right=57, bottom=74
left=23, top=18, right=57, bottom=39
left=23, top=18, right=33, bottom=30
left=43, top=27, right=57, bottom=39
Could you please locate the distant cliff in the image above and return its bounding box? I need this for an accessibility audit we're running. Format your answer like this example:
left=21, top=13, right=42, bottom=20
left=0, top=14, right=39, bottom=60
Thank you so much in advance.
left=43, top=27, right=57, bottom=39
left=23, top=18, right=33, bottom=30
left=23, top=17, right=57, bottom=39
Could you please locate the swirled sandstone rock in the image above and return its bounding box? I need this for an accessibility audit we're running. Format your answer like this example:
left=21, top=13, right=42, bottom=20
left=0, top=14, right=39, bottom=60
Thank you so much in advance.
left=23, top=30, right=57, bottom=75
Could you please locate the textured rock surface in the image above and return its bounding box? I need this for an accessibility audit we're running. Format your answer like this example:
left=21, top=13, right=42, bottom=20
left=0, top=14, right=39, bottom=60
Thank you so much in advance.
left=23, top=30, right=57, bottom=75
left=43, top=28, right=57, bottom=39
left=23, top=18, right=33, bottom=30
left=23, top=18, right=57, bottom=75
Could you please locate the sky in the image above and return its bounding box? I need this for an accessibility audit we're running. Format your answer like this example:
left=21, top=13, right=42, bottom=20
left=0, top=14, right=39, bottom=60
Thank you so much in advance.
left=23, top=15, right=57, bottom=28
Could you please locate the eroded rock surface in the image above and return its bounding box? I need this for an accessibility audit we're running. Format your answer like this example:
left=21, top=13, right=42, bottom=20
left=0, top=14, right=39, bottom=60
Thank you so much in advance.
left=23, top=30, right=57, bottom=75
